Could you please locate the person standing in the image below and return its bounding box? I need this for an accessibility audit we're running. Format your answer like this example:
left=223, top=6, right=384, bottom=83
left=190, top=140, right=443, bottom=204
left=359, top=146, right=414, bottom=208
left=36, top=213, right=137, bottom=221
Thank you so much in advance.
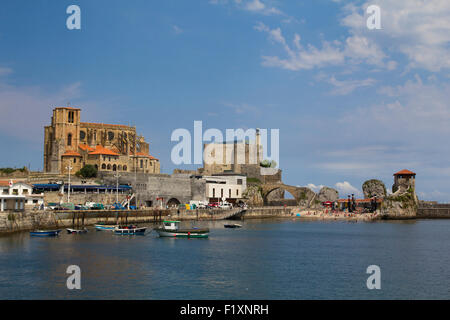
left=347, top=195, right=352, bottom=213
left=351, top=194, right=356, bottom=212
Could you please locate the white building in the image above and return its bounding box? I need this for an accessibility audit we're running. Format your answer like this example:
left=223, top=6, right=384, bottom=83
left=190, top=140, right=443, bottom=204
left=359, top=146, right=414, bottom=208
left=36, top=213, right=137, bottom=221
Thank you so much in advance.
left=0, top=180, right=44, bottom=212
left=203, top=174, right=247, bottom=204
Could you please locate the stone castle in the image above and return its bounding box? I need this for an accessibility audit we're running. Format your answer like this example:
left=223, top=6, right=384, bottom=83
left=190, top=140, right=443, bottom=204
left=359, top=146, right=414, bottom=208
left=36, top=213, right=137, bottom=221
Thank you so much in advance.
left=44, top=107, right=160, bottom=175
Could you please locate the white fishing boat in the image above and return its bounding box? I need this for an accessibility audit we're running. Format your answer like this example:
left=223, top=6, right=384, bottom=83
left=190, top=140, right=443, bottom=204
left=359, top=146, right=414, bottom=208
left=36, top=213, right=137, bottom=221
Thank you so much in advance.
left=154, top=221, right=209, bottom=238
left=66, top=228, right=88, bottom=234
left=114, top=225, right=147, bottom=235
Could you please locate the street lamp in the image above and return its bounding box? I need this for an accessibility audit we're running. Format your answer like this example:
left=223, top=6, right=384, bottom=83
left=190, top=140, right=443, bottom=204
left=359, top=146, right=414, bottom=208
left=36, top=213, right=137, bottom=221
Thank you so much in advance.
left=114, top=173, right=121, bottom=204
left=66, top=164, right=73, bottom=203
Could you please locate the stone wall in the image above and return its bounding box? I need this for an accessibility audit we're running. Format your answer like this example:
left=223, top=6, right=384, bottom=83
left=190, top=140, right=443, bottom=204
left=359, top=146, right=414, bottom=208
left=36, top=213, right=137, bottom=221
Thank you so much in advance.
left=43, top=191, right=129, bottom=205
left=99, top=172, right=206, bottom=207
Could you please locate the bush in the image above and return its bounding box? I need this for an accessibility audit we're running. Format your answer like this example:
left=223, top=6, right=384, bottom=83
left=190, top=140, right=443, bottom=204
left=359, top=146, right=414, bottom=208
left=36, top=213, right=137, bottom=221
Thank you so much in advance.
left=260, top=160, right=277, bottom=168
left=75, top=165, right=97, bottom=178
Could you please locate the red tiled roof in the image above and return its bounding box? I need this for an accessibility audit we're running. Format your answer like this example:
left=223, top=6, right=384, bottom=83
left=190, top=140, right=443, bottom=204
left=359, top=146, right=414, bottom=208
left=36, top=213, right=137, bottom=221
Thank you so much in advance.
left=135, top=152, right=159, bottom=161
left=62, top=150, right=82, bottom=157
left=80, top=122, right=133, bottom=128
left=78, top=144, right=95, bottom=152
left=89, top=145, right=120, bottom=156
left=55, top=106, right=80, bottom=110
left=394, top=169, right=416, bottom=176
left=0, top=180, right=16, bottom=187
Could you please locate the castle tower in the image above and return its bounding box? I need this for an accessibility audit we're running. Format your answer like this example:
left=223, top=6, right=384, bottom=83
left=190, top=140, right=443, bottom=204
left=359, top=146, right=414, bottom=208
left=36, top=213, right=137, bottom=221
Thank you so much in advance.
left=44, top=107, right=81, bottom=173
left=392, top=169, right=416, bottom=194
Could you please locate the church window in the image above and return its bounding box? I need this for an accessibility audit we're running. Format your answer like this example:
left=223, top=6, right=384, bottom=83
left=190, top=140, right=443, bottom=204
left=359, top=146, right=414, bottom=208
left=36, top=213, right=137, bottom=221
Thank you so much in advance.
left=101, top=164, right=106, bottom=170
left=67, top=134, right=72, bottom=146
left=79, top=131, right=86, bottom=140
left=68, top=111, right=74, bottom=123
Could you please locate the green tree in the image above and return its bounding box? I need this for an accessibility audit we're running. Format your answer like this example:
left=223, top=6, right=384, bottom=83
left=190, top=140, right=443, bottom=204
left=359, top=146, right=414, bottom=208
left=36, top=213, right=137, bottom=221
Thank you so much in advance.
left=260, top=160, right=277, bottom=168
left=76, top=165, right=98, bottom=178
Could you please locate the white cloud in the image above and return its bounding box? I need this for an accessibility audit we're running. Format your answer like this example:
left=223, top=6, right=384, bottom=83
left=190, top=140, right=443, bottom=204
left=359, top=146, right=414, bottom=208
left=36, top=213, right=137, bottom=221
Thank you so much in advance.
left=341, top=0, right=450, bottom=72
left=223, top=102, right=260, bottom=115
left=317, top=74, right=376, bottom=95
left=254, top=23, right=393, bottom=71
left=0, top=71, right=104, bottom=143
left=335, top=181, right=362, bottom=197
left=210, top=0, right=282, bottom=15
left=304, top=183, right=325, bottom=193
left=172, top=25, right=183, bottom=34
left=0, top=67, right=13, bottom=77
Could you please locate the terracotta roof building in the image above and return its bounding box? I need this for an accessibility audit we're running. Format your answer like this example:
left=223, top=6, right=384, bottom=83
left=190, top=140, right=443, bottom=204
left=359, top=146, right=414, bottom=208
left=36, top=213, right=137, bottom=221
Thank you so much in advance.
left=44, top=107, right=160, bottom=174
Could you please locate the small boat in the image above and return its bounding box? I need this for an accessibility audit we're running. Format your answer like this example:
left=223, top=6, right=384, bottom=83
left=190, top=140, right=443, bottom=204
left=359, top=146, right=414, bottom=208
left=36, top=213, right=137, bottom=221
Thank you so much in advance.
left=66, top=228, right=88, bottom=234
left=30, top=230, right=62, bottom=237
left=114, top=225, right=147, bottom=235
left=224, top=223, right=242, bottom=228
left=94, top=222, right=118, bottom=231
left=154, top=221, right=209, bottom=238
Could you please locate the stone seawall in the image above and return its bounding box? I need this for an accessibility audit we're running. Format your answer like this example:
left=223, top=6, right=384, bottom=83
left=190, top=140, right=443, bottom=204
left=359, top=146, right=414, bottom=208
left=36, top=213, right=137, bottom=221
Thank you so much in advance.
left=241, top=207, right=294, bottom=219
left=0, top=207, right=295, bottom=234
left=417, top=206, right=450, bottom=219
left=0, top=210, right=168, bottom=234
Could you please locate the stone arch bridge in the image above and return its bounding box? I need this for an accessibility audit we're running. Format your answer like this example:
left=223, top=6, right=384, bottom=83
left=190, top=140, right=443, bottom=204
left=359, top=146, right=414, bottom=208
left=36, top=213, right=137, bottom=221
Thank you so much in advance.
left=261, top=183, right=317, bottom=207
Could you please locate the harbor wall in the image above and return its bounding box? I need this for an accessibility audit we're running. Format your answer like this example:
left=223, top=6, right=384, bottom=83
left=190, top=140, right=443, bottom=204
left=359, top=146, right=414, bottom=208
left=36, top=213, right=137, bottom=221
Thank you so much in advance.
left=0, top=210, right=168, bottom=234
left=417, top=204, right=450, bottom=218
left=43, top=192, right=129, bottom=205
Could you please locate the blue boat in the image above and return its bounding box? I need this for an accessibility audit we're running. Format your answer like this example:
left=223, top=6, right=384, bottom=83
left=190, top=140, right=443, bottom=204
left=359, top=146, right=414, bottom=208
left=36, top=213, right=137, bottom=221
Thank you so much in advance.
left=30, top=230, right=62, bottom=237
left=95, top=223, right=118, bottom=231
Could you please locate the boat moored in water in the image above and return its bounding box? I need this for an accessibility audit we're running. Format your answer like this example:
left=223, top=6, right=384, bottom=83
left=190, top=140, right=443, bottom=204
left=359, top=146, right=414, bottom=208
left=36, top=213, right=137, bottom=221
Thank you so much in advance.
left=154, top=221, right=209, bottom=238
left=95, top=222, right=118, bottom=231
left=224, top=223, right=242, bottom=228
left=114, top=225, right=147, bottom=235
left=66, top=228, right=88, bottom=234
left=30, top=230, right=62, bottom=237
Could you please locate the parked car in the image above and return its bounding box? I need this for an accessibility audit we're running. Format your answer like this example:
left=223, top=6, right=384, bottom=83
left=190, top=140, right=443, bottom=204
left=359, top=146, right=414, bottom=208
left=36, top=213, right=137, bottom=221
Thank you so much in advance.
left=220, top=202, right=233, bottom=209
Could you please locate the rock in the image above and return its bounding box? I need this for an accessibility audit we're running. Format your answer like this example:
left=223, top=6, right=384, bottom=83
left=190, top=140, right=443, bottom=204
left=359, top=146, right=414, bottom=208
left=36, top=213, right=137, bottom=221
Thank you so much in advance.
left=317, top=187, right=339, bottom=203
left=381, top=189, right=418, bottom=219
left=242, top=185, right=264, bottom=206
left=362, top=179, right=387, bottom=199
left=294, top=187, right=317, bottom=208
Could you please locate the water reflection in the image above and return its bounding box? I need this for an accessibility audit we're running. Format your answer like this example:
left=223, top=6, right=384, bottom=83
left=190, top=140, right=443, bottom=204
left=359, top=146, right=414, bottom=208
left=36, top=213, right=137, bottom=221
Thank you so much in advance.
left=0, top=219, right=449, bottom=299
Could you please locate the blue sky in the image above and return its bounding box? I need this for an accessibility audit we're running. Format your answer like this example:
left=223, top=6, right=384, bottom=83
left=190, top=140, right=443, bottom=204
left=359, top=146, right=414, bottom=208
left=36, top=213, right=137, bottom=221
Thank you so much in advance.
left=1, top=0, right=450, bottom=201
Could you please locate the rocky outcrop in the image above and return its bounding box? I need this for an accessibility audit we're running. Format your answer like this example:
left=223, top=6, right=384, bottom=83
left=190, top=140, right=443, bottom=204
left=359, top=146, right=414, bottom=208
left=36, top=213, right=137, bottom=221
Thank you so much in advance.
left=362, top=179, right=387, bottom=199
left=317, top=187, right=339, bottom=203
left=380, top=188, right=418, bottom=219
left=295, top=187, right=318, bottom=208
left=242, top=185, right=264, bottom=206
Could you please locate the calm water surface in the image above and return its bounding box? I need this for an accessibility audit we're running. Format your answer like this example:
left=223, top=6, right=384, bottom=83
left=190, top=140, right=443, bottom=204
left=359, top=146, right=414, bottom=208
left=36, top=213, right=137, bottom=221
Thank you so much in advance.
left=0, top=219, right=449, bottom=299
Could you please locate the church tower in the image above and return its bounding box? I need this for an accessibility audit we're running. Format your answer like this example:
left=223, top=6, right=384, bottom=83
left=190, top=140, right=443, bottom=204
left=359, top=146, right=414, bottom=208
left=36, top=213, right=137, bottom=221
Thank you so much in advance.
left=44, top=107, right=81, bottom=173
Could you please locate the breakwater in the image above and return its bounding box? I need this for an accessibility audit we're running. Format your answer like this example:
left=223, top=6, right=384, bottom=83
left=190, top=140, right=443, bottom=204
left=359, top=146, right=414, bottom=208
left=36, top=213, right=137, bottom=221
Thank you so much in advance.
left=0, top=207, right=297, bottom=234
left=417, top=203, right=450, bottom=219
